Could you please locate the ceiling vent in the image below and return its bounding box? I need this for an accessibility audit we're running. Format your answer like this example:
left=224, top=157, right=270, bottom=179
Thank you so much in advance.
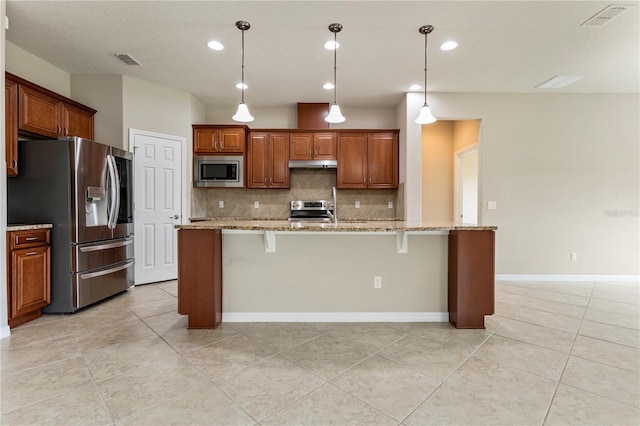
left=581, top=4, right=632, bottom=27
left=112, top=53, right=142, bottom=66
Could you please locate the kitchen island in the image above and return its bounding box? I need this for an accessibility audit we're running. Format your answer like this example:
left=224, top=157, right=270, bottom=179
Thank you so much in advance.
left=176, top=220, right=497, bottom=330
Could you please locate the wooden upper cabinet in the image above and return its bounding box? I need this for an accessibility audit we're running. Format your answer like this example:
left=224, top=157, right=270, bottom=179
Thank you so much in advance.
left=314, top=133, right=337, bottom=160
left=61, top=103, right=94, bottom=139
left=193, top=125, right=246, bottom=154
left=5, top=78, right=18, bottom=176
left=19, top=85, right=60, bottom=138
left=18, top=83, right=95, bottom=140
left=336, top=131, right=398, bottom=189
left=337, top=133, right=368, bottom=189
left=289, top=132, right=336, bottom=161
left=247, top=132, right=289, bottom=189
left=367, top=132, right=398, bottom=189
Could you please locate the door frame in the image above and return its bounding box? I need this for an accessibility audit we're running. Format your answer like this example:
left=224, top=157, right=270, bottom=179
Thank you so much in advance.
left=454, top=143, right=479, bottom=225
left=128, top=128, right=187, bottom=284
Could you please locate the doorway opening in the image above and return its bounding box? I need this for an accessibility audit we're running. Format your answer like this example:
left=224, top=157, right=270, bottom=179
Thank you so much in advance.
left=421, top=120, right=481, bottom=224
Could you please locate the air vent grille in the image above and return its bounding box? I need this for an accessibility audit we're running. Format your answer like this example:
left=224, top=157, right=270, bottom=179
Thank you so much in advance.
left=112, top=53, right=142, bottom=66
left=581, top=4, right=632, bottom=27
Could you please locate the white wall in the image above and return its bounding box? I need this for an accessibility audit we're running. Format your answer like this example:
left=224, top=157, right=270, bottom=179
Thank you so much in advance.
left=1, top=1, right=9, bottom=339
left=5, top=41, right=70, bottom=97
left=407, top=92, right=640, bottom=276
left=71, top=74, right=123, bottom=147
left=206, top=104, right=396, bottom=129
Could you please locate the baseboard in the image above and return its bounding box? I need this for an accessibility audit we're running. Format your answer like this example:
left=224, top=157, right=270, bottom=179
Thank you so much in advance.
left=0, top=325, right=11, bottom=340
left=496, top=274, right=640, bottom=282
left=222, top=312, right=449, bottom=323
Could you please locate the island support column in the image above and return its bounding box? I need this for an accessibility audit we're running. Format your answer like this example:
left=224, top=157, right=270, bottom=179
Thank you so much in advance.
left=448, top=230, right=495, bottom=329
left=177, top=229, right=222, bottom=329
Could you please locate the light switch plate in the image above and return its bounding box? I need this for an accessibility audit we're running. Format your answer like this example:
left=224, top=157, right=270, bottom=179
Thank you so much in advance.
left=218, top=200, right=224, bottom=208
left=487, top=201, right=497, bottom=210
left=254, top=201, right=259, bottom=209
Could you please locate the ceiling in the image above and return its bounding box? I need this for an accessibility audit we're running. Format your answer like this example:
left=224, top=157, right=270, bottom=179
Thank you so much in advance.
left=5, top=1, right=639, bottom=109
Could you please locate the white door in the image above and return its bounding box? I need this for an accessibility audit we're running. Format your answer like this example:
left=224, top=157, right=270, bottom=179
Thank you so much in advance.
left=455, top=145, right=479, bottom=225
left=130, top=129, right=184, bottom=284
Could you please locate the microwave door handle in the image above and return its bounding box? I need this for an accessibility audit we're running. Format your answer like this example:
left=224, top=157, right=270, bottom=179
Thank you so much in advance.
left=106, top=155, right=117, bottom=229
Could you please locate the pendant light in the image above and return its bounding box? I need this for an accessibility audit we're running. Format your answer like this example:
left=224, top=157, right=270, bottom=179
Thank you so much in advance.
left=325, top=23, right=346, bottom=124
left=415, top=25, right=437, bottom=125
left=232, top=20, right=254, bottom=122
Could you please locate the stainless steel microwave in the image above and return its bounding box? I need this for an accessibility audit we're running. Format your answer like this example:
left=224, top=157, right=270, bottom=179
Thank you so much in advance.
left=194, top=155, right=244, bottom=187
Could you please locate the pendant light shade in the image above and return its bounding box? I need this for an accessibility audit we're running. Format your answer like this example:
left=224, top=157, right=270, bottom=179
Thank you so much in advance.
left=233, top=20, right=254, bottom=123
left=232, top=103, right=254, bottom=122
left=415, top=25, right=437, bottom=125
left=325, top=23, right=345, bottom=124
left=325, top=104, right=346, bottom=123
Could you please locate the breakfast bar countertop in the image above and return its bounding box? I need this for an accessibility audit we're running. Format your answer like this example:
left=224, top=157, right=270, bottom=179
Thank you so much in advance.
left=177, top=219, right=497, bottom=232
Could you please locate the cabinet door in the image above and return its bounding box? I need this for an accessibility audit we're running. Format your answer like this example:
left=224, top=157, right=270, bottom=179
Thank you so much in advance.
left=61, top=103, right=94, bottom=139
left=368, top=132, right=398, bottom=188
left=269, top=133, right=290, bottom=188
left=5, top=79, right=18, bottom=176
left=193, top=128, right=218, bottom=153
left=314, top=132, right=337, bottom=160
left=219, top=128, right=246, bottom=153
left=11, top=246, right=51, bottom=318
left=18, top=86, right=60, bottom=138
left=337, top=133, right=368, bottom=189
left=289, top=133, right=313, bottom=160
left=247, top=133, right=269, bottom=188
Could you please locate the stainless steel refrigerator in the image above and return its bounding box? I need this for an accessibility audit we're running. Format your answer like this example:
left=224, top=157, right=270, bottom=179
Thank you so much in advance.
left=8, top=137, right=134, bottom=313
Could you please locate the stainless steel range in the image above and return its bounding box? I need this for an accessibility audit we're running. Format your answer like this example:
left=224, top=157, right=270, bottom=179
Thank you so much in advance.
left=289, top=200, right=335, bottom=223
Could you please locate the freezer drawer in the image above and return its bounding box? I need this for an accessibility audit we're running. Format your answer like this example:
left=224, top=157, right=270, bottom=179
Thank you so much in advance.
left=73, top=260, right=134, bottom=309
left=73, top=237, right=134, bottom=272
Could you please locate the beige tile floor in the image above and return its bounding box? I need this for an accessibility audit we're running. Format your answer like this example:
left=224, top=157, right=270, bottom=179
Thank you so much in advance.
left=1, top=280, right=639, bottom=425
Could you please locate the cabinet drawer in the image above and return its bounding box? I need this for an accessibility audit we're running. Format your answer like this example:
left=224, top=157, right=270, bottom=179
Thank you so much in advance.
left=11, top=229, right=50, bottom=249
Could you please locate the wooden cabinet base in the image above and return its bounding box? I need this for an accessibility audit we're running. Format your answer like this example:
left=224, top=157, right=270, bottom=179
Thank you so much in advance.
left=8, top=309, right=43, bottom=328
left=448, top=230, right=495, bottom=329
left=177, top=229, right=222, bottom=329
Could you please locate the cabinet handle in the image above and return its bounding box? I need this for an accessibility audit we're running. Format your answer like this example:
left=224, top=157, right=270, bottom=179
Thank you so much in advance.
left=26, top=252, right=38, bottom=256
left=309, top=149, right=312, bottom=157
left=64, top=127, right=68, bottom=136
left=56, top=124, right=61, bottom=135
left=25, top=237, right=39, bottom=241
left=11, top=159, right=17, bottom=170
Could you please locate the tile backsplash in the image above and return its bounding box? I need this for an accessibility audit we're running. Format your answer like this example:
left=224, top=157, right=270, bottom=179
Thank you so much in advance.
left=191, top=169, right=402, bottom=220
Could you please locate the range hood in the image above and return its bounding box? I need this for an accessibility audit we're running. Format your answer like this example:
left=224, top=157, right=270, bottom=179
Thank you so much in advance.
left=288, top=160, right=337, bottom=169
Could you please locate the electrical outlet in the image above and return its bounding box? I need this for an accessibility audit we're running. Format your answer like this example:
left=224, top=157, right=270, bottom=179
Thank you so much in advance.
left=254, top=201, right=260, bottom=209
left=218, top=200, right=224, bottom=208
left=387, top=201, right=393, bottom=209
left=571, top=252, right=577, bottom=261
left=487, top=201, right=497, bottom=210
left=355, top=200, right=361, bottom=208
left=374, top=275, right=382, bottom=288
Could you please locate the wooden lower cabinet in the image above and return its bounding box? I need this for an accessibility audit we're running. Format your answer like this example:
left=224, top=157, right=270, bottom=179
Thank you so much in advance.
left=448, top=230, right=495, bottom=329
left=177, top=229, right=222, bottom=329
left=6, top=228, right=51, bottom=328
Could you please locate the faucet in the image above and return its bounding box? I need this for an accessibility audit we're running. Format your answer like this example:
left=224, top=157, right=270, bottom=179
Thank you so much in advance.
left=331, top=186, right=338, bottom=223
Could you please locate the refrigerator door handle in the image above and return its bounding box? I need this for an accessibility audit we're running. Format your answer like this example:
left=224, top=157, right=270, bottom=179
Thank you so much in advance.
left=79, top=238, right=133, bottom=252
left=106, top=155, right=118, bottom=229
left=80, top=260, right=133, bottom=280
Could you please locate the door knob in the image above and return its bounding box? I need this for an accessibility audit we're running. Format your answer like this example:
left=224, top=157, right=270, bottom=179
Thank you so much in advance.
left=170, top=214, right=180, bottom=219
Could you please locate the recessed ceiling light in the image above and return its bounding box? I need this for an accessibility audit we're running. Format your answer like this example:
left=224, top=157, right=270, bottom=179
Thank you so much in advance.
left=323, top=82, right=335, bottom=90
left=408, top=84, right=421, bottom=91
left=324, top=40, right=340, bottom=50
left=207, top=41, right=224, bottom=51
left=440, top=41, right=458, bottom=51
left=536, top=75, right=583, bottom=89
left=235, top=82, right=248, bottom=89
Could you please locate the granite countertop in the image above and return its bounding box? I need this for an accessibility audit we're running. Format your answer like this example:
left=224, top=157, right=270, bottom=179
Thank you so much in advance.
left=177, top=219, right=496, bottom=232
left=7, top=224, right=53, bottom=232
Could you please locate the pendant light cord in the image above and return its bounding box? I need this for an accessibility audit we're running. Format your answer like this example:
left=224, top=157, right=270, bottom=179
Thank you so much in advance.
left=423, top=30, right=428, bottom=107
left=333, top=30, right=338, bottom=105
left=241, top=28, right=246, bottom=104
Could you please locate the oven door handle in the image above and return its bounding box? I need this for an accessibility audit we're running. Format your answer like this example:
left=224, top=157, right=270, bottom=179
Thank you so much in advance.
left=80, top=239, right=133, bottom=252
left=80, top=260, right=133, bottom=280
